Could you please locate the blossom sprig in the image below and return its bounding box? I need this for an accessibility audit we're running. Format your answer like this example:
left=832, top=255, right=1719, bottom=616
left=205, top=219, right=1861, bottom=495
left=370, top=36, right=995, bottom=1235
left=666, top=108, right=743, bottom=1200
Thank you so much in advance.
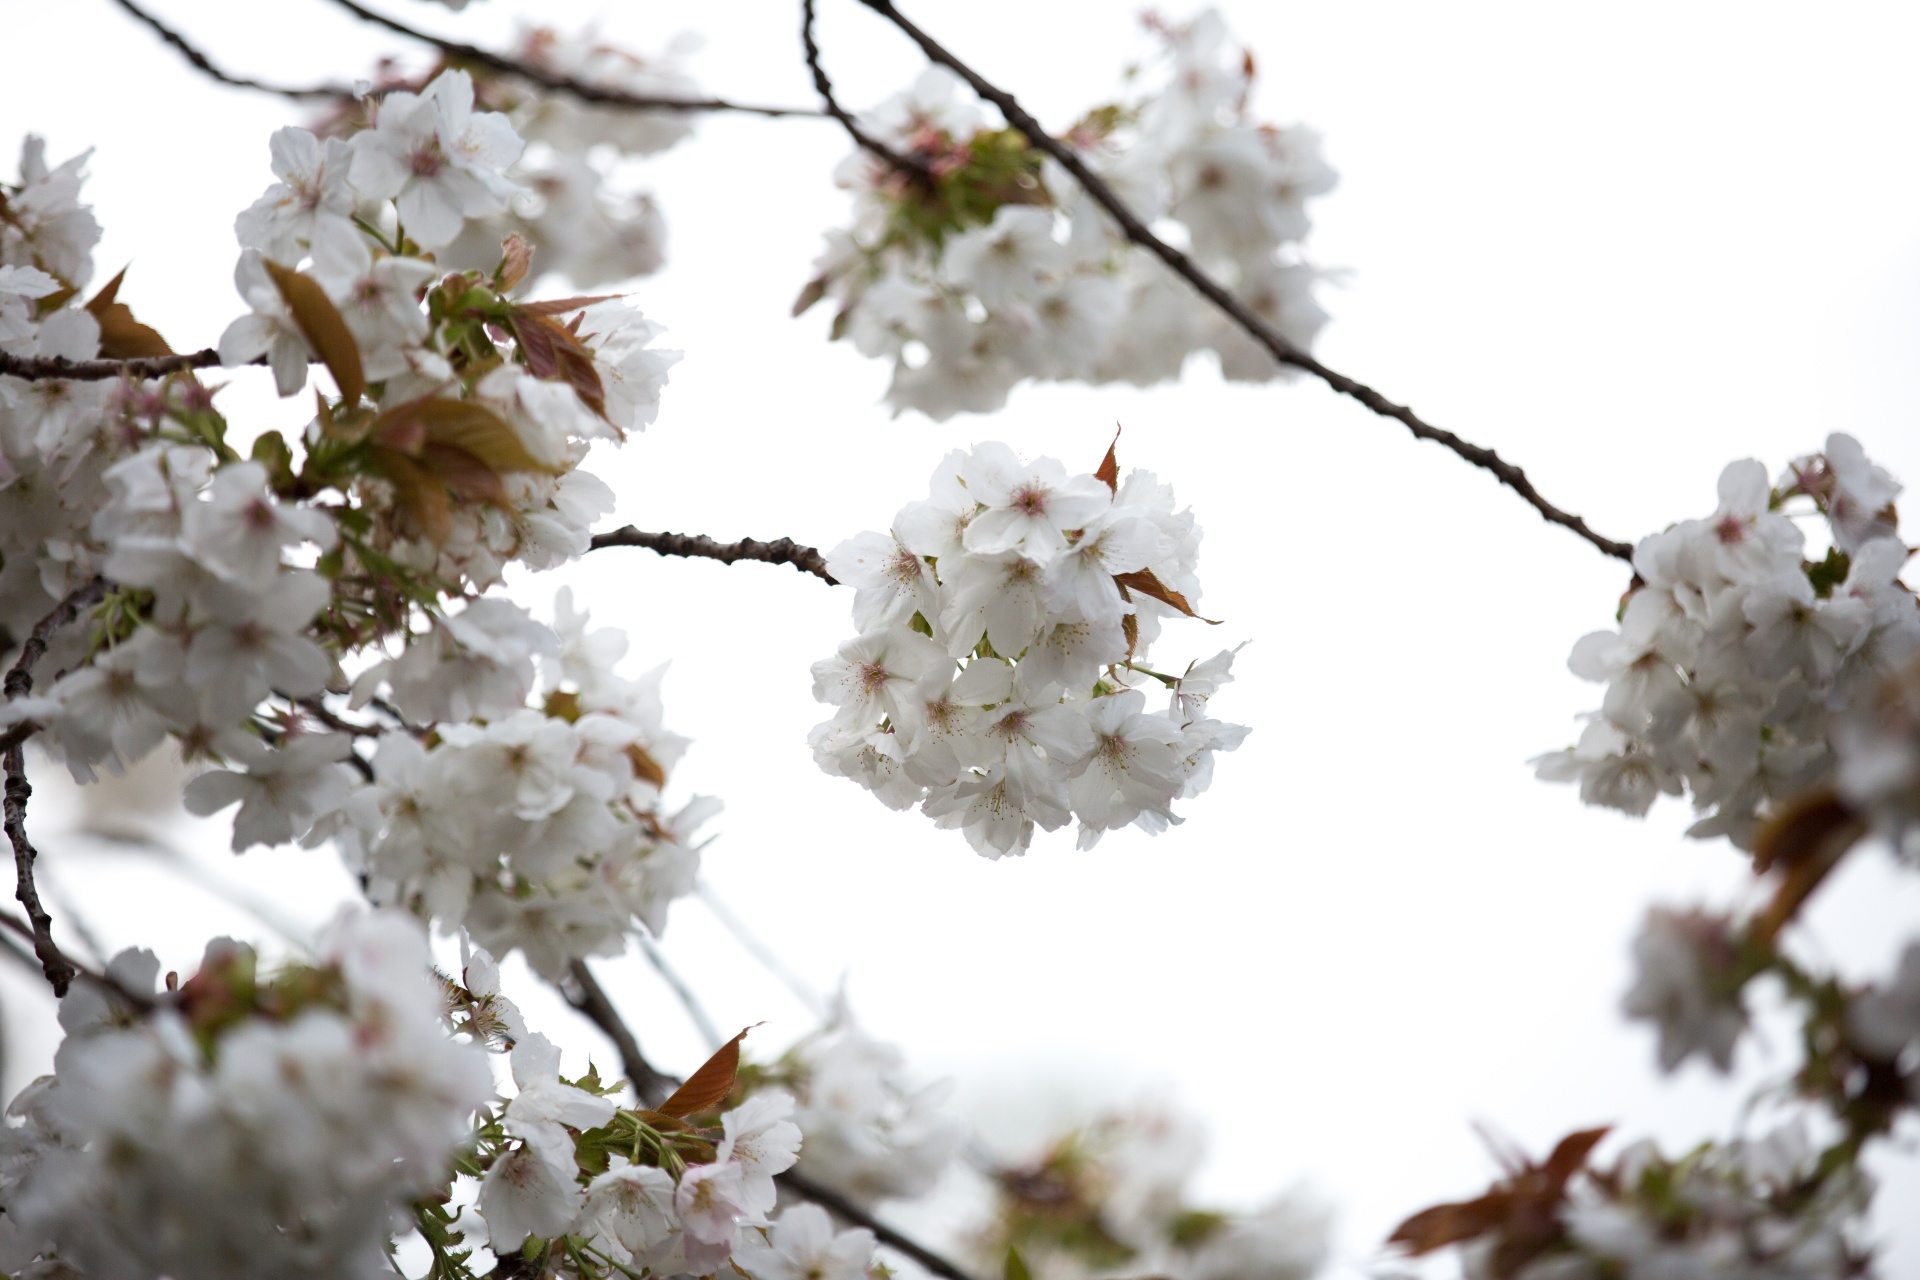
left=0, top=911, right=497, bottom=1280
left=810, top=437, right=1248, bottom=856
left=979, top=1107, right=1329, bottom=1280
left=1388, top=1123, right=1873, bottom=1280
left=796, top=9, right=1336, bottom=420
left=308, top=24, right=705, bottom=291
left=1534, top=434, right=1918, bottom=850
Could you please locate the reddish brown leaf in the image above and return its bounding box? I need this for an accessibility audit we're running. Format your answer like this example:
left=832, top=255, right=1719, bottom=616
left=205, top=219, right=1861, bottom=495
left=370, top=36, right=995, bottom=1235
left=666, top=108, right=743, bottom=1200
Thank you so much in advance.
left=420, top=443, right=508, bottom=506
left=1541, top=1127, right=1611, bottom=1190
left=791, top=277, right=827, bottom=318
left=1113, top=568, right=1218, bottom=624
left=371, top=447, right=451, bottom=546
left=511, top=310, right=607, bottom=419
left=656, top=1025, right=759, bottom=1118
left=497, top=234, right=534, bottom=292
left=1095, top=425, right=1122, bottom=493
left=373, top=395, right=552, bottom=476
left=262, top=259, right=364, bottom=405
left=85, top=267, right=174, bottom=358
left=514, top=293, right=620, bottom=317
left=1387, top=1194, right=1512, bottom=1255
left=1122, top=612, right=1139, bottom=661
left=626, top=744, right=668, bottom=790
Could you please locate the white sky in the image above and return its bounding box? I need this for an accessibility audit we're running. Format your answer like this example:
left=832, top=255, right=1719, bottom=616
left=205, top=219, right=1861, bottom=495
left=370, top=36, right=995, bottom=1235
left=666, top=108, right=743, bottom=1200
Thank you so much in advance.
left=6, top=0, right=1920, bottom=1275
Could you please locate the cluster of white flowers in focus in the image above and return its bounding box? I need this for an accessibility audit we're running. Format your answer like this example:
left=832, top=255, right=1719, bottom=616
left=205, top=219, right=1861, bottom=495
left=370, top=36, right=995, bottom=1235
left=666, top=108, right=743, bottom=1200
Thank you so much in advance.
left=0, top=911, right=495, bottom=1280
left=1535, top=434, right=1918, bottom=849
left=798, top=9, right=1335, bottom=420
left=810, top=440, right=1248, bottom=856
left=320, top=27, right=705, bottom=291
left=333, top=589, right=716, bottom=978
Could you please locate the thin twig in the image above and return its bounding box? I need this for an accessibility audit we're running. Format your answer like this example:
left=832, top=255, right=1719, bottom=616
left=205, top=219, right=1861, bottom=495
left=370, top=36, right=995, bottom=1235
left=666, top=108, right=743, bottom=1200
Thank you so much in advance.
left=109, top=0, right=352, bottom=100
left=0, top=348, right=223, bottom=382
left=3, top=580, right=108, bottom=998
left=851, top=0, right=1634, bottom=564
left=563, top=958, right=679, bottom=1108
left=588, top=527, right=839, bottom=584
left=696, top=878, right=831, bottom=1021
left=779, top=1167, right=982, bottom=1280
left=324, top=0, right=823, bottom=120
left=802, top=0, right=932, bottom=180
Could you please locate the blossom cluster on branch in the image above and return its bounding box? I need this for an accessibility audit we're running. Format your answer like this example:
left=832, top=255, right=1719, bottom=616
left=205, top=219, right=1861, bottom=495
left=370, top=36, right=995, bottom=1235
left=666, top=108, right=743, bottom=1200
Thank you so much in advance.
left=796, top=10, right=1335, bottom=419
left=809, top=438, right=1247, bottom=856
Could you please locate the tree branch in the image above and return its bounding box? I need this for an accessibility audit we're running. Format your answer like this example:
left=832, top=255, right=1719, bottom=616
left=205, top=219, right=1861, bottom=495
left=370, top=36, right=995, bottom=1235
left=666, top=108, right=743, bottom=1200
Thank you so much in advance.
left=850, top=0, right=1634, bottom=564
left=324, top=0, right=824, bottom=120
left=802, top=0, right=932, bottom=181
left=3, top=580, right=108, bottom=998
left=109, top=0, right=352, bottom=100
left=778, top=1168, right=982, bottom=1280
left=588, top=527, right=839, bottom=584
left=563, top=959, right=679, bottom=1109
left=0, top=909, right=156, bottom=1011
left=0, top=348, right=223, bottom=382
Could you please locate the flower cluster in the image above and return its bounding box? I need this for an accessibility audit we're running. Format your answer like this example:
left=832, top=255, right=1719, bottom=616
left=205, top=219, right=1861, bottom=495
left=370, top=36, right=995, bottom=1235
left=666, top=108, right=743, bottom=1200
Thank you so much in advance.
left=447, top=1028, right=882, bottom=1280
left=809, top=439, right=1248, bottom=856
left=316, top=26, right=704, bottom=291
left=0, top=911, right=495, bottom=1280
left=797, top=9, right=1335, bottom=420
left=1534, top=434, right=1919, bottom=849
left=333, top=590, right=716, bottom=978
left=979, top=1107, right=1329, bottom=1280
left=742, top=1009, right=964, bottom=1206
left=1390, top=1124, right=1870, bottom=1280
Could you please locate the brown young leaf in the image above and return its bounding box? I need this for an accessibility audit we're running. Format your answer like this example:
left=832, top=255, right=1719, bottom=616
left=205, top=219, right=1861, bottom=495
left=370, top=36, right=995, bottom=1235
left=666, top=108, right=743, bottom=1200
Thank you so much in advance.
left=497, top=234, right=535, bottom=292
left=511, top=310, right=608, bottom=419
left=626, top=744, right=668, bottom=790
left=1387, top=1194, right=1513, bottom=1256
left=371, top=447, right=452, bottom=546
left=420, top=443, right=508, bottom=506
left=1540, top=1126, right=1611, bottom=1190
left=1094, top=425, right=1122, bottom=493
left=514, top=293, right=621, bottom=318
left=791, top=277, right=828, bottom=318
left=85, top=267, right=174, bottom=358
left=373, top=395, right=554, bottom=476
left=1751, top=785, right=1863, bottom=875
left=656, top=1025, right=760, bottom=1118
left=262, top=259, right=364, bottom=405
left=1113, top=568, right=1219, bottom=623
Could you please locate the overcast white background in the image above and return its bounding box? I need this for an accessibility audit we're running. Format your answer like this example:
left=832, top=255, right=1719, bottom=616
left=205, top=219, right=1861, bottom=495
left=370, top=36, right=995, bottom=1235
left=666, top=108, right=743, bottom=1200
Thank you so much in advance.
left=5, top=0, right=1920, bottom=1274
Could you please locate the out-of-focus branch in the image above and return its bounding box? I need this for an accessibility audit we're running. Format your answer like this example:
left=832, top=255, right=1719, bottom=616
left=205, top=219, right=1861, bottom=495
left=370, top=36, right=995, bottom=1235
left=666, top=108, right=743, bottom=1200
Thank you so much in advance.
left=324, top=0, right=824, bottom=120
left=851, top=0, right=1635, bottom=564
left=778, top=1167, right=981, bottom=1280
left=109, top=0, right=352, bottom=100
left=589, top=527, right=839, bottom=584
left=3, top=580, right=108, bottom=998
left=562, top=959, right=679, bottom=1109
left=0, top=348, right=222, bottom=382
left=802, top=0, right=931, bottom=181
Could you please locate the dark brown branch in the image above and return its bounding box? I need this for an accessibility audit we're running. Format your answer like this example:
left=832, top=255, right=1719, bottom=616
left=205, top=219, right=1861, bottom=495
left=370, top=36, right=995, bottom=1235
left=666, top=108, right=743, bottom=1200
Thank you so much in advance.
left=563, top=959, right=679, bottom=1109
left=589, top=527, right=839, bottom=584
left=852, top=0, right=1634, bottom=564
left=0, top=348, right=222, bottom=382
left=0, top=909, right=156, bottom=1011
left=324, top=0, right=824, bottom=120
left=3, top=580, right=108, bottom=998
left=110, top=0, right=352, bottom=100
left=778, top=1168, right=981, bottom=1280
left=802, top=0, right=932, bottom=181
